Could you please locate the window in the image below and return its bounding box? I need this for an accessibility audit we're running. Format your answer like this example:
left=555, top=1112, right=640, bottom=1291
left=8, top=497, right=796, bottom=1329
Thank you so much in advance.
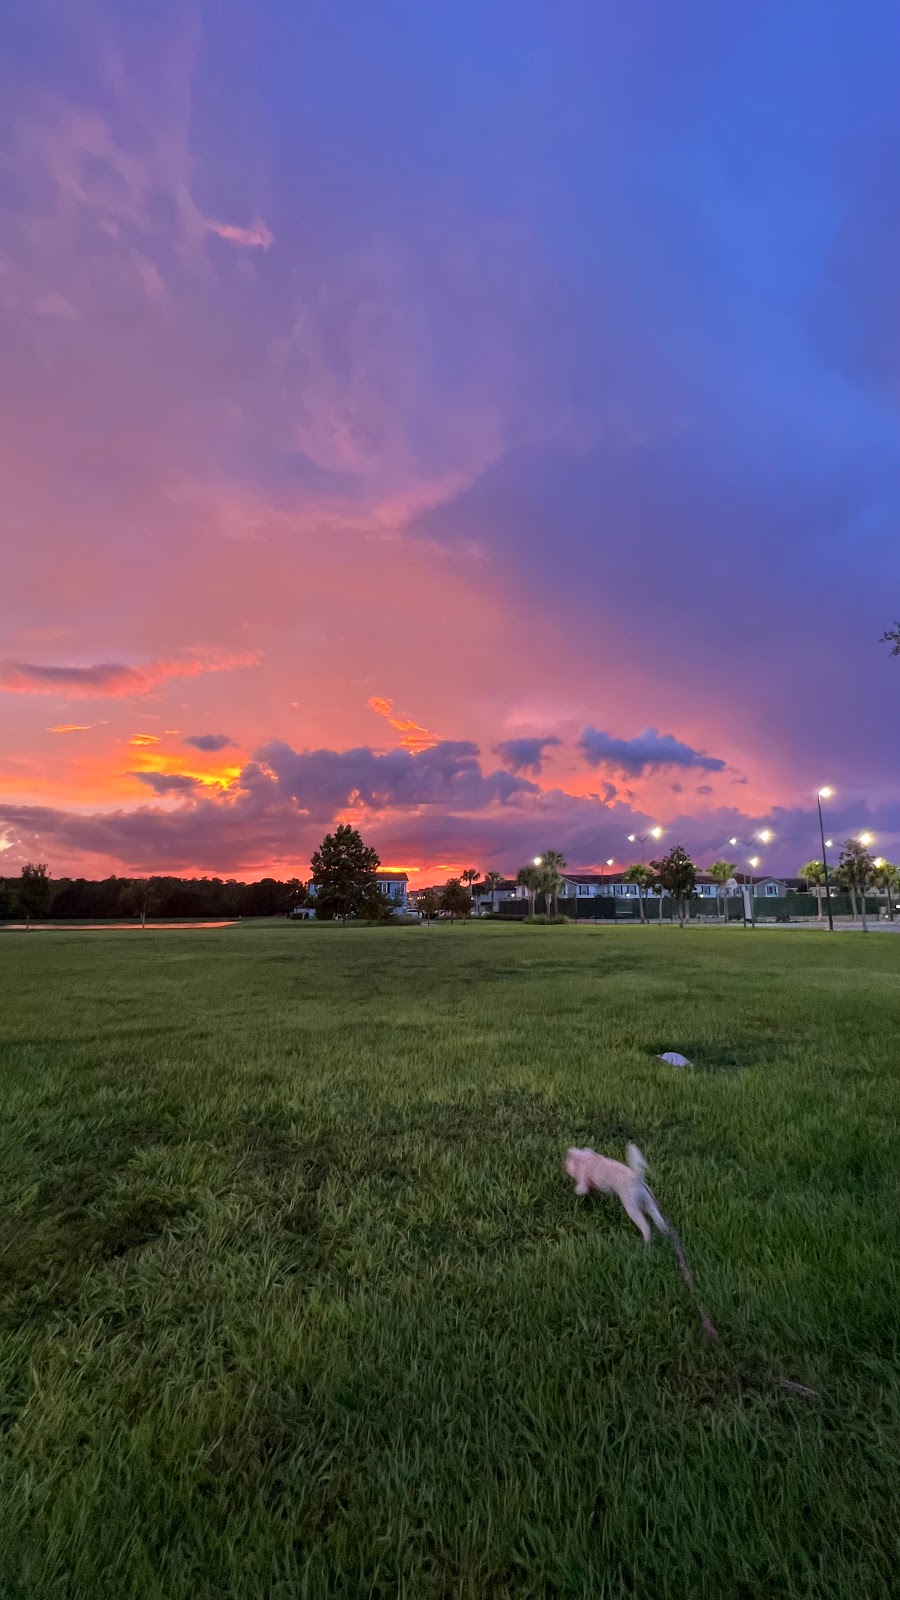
left=764, top=883, right=780, bottom=897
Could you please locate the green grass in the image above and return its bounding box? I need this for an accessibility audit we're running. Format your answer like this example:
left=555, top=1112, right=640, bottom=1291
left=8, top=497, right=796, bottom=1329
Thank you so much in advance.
left=0, top=922, right=898, bottom=1599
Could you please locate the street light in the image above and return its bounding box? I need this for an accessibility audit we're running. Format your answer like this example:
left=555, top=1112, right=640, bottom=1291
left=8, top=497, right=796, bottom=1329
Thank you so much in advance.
left=728, top=836, right=768, bottom=927
left=533, top=856, right=542, bottom=867
left=817, top=788, right=835, bottom=933
left=627, top=826, right=662, bottom=864
left=859, top=832, right=874, bottom=847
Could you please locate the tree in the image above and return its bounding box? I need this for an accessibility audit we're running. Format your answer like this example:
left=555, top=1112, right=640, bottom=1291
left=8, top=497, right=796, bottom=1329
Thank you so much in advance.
left=799, top=860, right=826, bottom=921
left=481, top=870, right=503, bottom=908
left=461, top=868, right=480, bottom=904
left=310, top=825, right=381, bottom=922
left=418, top=888, right=439, bottom=923
left=19, top=862, right=51, bottom=930
left=538, top=849, right=567, bottom=918
left=880, top=623, right=900, bottom=657
left=872, top=860, right=899, bottom=922
left=707, top=859, right=737, bottom=923
left=650, top=847, right=696, bottom=927
left=623, top=863, right=652, bottom=922
left=122, top=878, right=161, bottom=928
left=440, top=878, right=471, bottom=921
left=838, top=839, right=875, bottom=931
left=516, top=864, right=542, bottom=918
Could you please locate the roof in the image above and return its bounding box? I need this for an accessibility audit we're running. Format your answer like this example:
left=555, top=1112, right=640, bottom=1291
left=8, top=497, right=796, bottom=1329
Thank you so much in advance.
left=376, top=871, right=409, bottom=881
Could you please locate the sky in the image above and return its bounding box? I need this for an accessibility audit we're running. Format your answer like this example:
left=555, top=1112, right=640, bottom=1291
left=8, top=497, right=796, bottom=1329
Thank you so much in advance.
left=1, top=0, right=898, bottom=885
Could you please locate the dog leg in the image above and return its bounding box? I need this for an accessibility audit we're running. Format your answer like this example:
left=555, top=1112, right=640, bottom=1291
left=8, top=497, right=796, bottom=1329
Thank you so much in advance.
left=621, top=1189, right=652, bottom=1243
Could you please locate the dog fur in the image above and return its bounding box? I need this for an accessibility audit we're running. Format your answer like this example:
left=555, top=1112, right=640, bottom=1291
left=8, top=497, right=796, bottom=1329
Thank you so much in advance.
left=565, top=1143, right=667, bottom=1243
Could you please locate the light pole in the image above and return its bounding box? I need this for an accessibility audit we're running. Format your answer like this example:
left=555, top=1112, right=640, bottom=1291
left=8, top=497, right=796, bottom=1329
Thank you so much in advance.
left=729, top=834, right=770, bottom=927
left=627, top=826, right=662, bottom=866
left=816, top=789, right=834, bottom=934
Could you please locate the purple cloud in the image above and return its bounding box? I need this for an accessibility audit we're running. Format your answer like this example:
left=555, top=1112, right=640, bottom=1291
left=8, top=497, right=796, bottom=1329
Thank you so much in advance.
left=183, top=733, right=236, bottom=752
left=257, top=740, right=537, bottom=814
left=132, top=772, right=202, bottom=794
left=578, top=726, right=726, bottom=777
left=494, top=736, right=561, bottom=775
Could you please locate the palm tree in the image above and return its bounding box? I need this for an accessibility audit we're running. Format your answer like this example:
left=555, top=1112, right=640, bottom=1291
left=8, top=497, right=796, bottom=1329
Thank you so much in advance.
left=623, top=863, right=651, bottom=922
left=461, top=868, right=480, bottom=907
left=481, top=870, right=503, bottom=912
left=538, top=849, right=567, bottom=918
left=707, top=859, right=737, bottom=923
left=838, top=839, right=875, bottom=931
left=799, top=860, right=826, bottom=920
left=516, top=864, right=541, bottom=917
left=873, top=860, right=899, bottom=921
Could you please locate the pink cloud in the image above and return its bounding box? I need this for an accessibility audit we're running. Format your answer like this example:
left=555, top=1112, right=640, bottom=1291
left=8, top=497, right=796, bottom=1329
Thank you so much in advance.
left=206, top=217, right=273, bottom=251
left=0, top=652, right=259, bottom=699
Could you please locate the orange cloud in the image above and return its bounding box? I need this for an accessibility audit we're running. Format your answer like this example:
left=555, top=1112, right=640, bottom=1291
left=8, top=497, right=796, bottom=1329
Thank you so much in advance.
left=129, top=734, right=161, bottom=746
left=368, top=696, right=439, bottom=752
left=48, top=722, right=107, bottom=733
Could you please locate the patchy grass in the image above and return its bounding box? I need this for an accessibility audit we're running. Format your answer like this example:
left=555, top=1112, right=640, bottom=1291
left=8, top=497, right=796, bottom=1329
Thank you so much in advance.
left=0, top=921, right=898, bottom=1599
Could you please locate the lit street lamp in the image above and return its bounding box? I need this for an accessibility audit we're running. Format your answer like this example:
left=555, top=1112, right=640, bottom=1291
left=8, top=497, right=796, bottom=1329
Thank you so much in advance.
left=728, top=833, right=771, bottom=927
left=627, top=826, right=662, bottom=865
left=816, top=788, right=835, bottom=934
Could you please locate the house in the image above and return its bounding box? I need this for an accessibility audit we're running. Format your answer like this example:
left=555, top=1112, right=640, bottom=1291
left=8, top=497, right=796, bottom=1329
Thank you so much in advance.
left=299, top=870, right=409, bottom=917
left=472, top=878, right=519, bottom=914
left=375, top=871, right=409, bottom=911
left=559, top=870, right=805, bottom=903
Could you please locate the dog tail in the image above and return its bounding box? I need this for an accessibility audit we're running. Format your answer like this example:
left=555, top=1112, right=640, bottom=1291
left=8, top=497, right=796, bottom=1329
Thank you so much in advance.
left=626, top=1142, right=647, bottom=1181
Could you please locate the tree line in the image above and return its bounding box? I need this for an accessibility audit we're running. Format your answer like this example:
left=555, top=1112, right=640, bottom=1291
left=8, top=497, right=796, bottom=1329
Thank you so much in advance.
left=4, top=832, right=896, bottom=930
left=0, top=864, right=306, bottom=927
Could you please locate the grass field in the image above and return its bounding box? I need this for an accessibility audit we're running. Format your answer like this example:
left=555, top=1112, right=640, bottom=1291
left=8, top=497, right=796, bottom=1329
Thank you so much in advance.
left=1, top=921, right=899, bottom=1599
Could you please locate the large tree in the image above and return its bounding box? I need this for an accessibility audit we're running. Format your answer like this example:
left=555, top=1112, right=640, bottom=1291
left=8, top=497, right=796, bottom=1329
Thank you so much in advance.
left=440, top=878, right=472, bottom=921
left=19, top=862, right=52, bottom=930
left=799, top=860, right=826, bottom=921
left=310, top=825, right=381, bottom=922
left=650, top=846, right=696, bottom=927
left=837, top=839, right=875, bottom=931
left=707, top=859, right=737, bottom=922
left=880, top=622, right=900, bottom=656
left=623, top=863, right=652, bottom=922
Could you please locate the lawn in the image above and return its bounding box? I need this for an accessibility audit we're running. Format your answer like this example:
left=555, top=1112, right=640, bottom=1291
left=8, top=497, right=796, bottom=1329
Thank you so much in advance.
left=0, top=921, right=898, bottom=1600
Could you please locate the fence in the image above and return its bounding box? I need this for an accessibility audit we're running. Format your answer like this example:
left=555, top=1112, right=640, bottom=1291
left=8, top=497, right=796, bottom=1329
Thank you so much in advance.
left=497, top=891, right=885, bottom=922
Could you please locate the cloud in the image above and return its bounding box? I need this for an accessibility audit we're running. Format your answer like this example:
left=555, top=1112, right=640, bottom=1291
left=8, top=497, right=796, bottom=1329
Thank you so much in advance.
left=206, top=217, right=274, bottom=251
left=368, top=697, right=438, bottom=752
left=183, top=733, right=236, bottom=752
left=129, top=734, right=160, bottom=746
left=0, top=652, right=259, bottom=699
left=33, top=290, right=81, bottom=321
left=48, top=722, right=107, bottom=733
left=258, top=739, right=537, bottom=815
left=494, top=735, right=561, bottom=775
left=132, top=772, right=202, bottom=794
left=697, top=784, right=713, bottom=795
left=578, top=726, right=726, bottom=777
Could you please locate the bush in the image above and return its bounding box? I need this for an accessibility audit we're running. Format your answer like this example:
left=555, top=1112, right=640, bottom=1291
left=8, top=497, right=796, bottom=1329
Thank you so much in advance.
left=522, top=914, right=571, bottom=925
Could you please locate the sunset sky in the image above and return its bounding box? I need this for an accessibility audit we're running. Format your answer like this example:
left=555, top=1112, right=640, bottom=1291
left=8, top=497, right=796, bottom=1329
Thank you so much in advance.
left=2, top=1, right=898, bottom=884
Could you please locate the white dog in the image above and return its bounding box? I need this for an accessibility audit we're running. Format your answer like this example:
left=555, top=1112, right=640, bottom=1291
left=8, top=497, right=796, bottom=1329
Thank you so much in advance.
left=565, top=1143, right=668, bottom=1243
